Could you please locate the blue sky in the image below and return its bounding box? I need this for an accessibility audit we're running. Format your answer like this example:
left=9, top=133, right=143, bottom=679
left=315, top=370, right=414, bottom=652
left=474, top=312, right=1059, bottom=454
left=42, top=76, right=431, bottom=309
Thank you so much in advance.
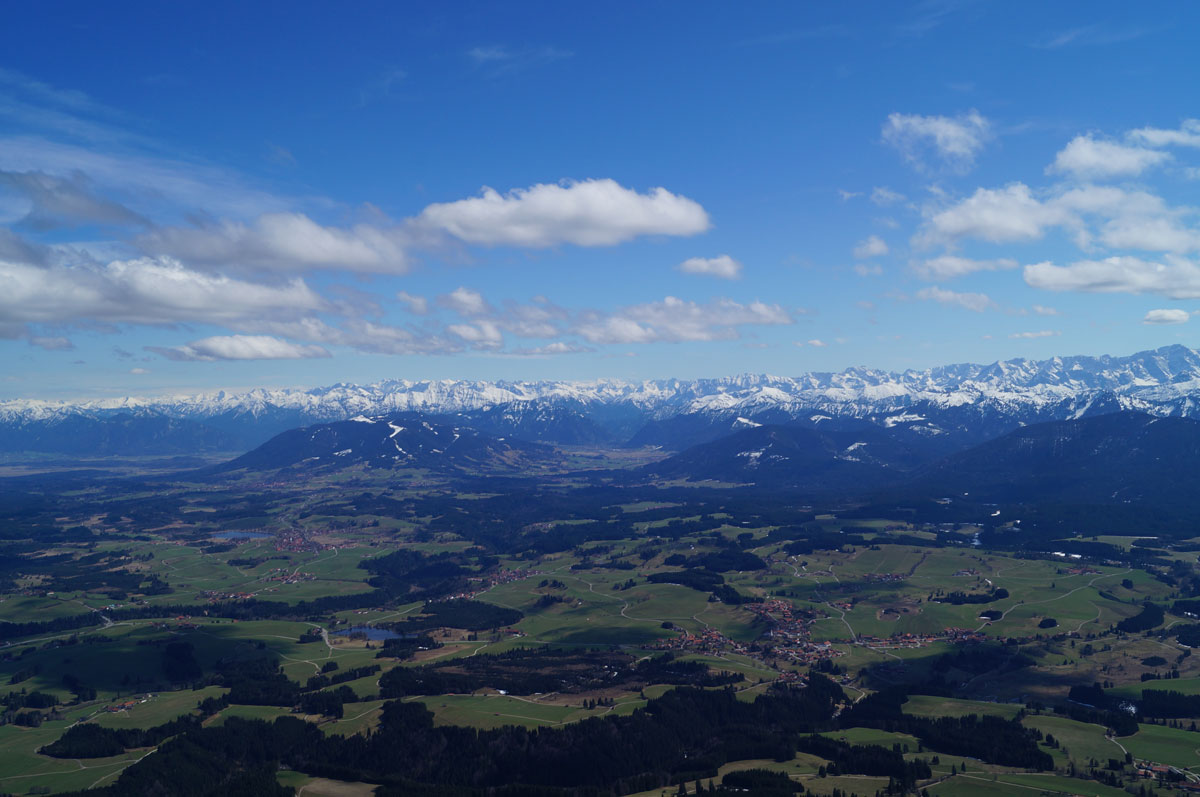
left=4, top=1, right=1200, bottom=399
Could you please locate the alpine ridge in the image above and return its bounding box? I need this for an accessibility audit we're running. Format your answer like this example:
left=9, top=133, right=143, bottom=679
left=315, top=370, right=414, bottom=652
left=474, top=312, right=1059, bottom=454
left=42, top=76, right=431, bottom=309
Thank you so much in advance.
left=6, top=344, right=1200, bottom=454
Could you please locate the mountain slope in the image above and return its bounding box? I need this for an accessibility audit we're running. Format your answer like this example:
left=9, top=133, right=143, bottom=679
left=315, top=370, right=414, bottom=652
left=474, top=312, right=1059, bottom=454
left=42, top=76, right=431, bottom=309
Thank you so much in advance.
left=9, top=344, right=1200, bottom=455
left=0, top=412, right=240, bottom=456
left=642, top=424, right=923, bottom=490
left=218, top=414, right=560, bottom=476
left=915, top=411, right=1200, bottom=506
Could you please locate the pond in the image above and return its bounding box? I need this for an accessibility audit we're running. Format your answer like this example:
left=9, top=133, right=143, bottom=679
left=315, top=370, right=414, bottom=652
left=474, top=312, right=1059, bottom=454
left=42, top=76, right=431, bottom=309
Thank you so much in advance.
left=333, top=626, right=406, bottom=641
left=213, top=531, right=272, bottom=541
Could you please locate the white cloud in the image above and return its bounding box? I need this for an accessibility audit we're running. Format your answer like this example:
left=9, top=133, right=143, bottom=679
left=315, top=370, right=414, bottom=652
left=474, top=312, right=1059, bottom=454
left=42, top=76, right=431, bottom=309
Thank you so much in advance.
left=466, top=45, right=572, bottom=76
left=915, top=183, right=1066, bottom=247
left=150, top=334, right=331, bottom=361
left=139, top=212, right=411, bottom=275
left=853, top=235, right=888, bottom=258
left=439, top=286, right=490, bottom=316
left=913, top=255, right=1017, bottom=280
left=1009, top=329, right=1061, bottom=339
left=1048, top=135, right=1169, bottom=179
left=837, top=189, right=861, bottom=201
left=1024, top=256, right=1200, bottom=299
left=0, top=136, right=289, bottom=220
left=415, top=178, right=710, bottom=247
left=26, top=334, right=72, bottom=350
left=1128, top=119, right=1200, bottom=148
left=447, top=321, right=503, bottom=349
left=395, top=291, right=428, bottom=315
left=574, top=296, right=793, bottom=344
left=129, top=367, right=149, bottom=374
left=0, top=170, right=148, bottom=229
left=882, top=110, right=991, bottom=173
left=1032, top=304, right=1059, bottom=316
left=0, top=256, right=326, bottom=327
left=1097, top=213, right=1200, bottom=254
left=915, top=285, right=994, bottom=312
left=678, top=254, right=742, bottom=279
left=870, top=186, right=906, bottom=206
left=574, top=316, right=657, bottom=344
left=854, top=264, right=883, bottom=277
left=918, top=182, right=1200, bottom=254
left=1143, top=308, right=1190, bottom=325
left=510, top=341, right=594, bottom=356
left=806, top=338, right=827, bottom=347
left=1035, top=24, right=1151, bottom=49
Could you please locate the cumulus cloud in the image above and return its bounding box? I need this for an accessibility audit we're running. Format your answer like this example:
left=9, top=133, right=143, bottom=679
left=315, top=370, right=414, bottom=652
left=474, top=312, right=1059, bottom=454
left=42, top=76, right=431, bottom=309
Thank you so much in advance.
left=882, top=110, right=990, bottom=172
left=574, top=296, right=793, bottom=344
left=447, top=320, right=503, bottom=349
left=1047, top=135, right=1169, bottom=179
left=510, top=341, right=594, bottom=356
left=678, top=254, right=742, bottom=279
left=415, top=178, right=710, bottom=247
left=1143, top=308, right=1190, bottom=325
left=853, top=235, right=888, bottom=258
left=1097, top=213, right=1200, bottom=254
left=395, top=291, right=428, bottom=315
left=149, top=334, right=331, bottom=361
left=1032, top=304, right=1060, bottom=316
left=914, top=182, right=1198, bottom=253
left=439, top=286, right=490, bottom=316
left=1024, top=256, right=1200, bottom=299
left=913, top=254, right=1017, bottom=280
left=0, top=256, right=326, bottom=327
left=1009, top=329, right=1061, bottom=339
left=1128, top=119, right=1200, bottom=148
left=139, top=212, right=411, bottom=275
left=854, top=264, right=883, bottom=277
left=915, top=183, right=1065, bottom=247
left=915, top=285, right=994, bottom=312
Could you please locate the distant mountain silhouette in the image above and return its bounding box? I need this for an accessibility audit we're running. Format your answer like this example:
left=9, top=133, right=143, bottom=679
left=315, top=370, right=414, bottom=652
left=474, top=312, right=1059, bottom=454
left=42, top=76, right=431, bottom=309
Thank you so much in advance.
left=218, top=413, right=559, bottom=476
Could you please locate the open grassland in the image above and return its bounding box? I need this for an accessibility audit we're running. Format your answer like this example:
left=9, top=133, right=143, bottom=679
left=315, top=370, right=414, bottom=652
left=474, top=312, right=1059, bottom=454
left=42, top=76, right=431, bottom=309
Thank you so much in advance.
left=1022, top=714, right=1120, bottom=771
left=1119, top=722, right=1200, bottom=771
left=902, top=694, right=1021, bottom=719
left=0, top=706, right=148, bottom=794
left=929, top=772, right=1133, bottom=797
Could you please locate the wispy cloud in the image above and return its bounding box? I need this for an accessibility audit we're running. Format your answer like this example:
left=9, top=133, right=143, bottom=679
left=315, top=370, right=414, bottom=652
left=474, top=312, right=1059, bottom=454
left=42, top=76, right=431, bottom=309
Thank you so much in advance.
left=1034, top=23, right=1154, bottom=49
left=882, top=110, right=991, bottom=173
left=467, top=45, right=572, bottom=77
left=732, top=25, right=848, bottom=48
left=357, top=67, right=407, bottom=107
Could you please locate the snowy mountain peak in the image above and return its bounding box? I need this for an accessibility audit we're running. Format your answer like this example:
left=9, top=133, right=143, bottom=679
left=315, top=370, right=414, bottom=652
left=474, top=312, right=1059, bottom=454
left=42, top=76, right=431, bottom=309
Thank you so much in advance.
left=6, top=345, right=1200, bottom=455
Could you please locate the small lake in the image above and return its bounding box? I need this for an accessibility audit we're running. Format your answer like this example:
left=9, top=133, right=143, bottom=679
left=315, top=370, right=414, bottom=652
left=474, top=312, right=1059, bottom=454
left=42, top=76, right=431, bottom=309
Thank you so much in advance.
left=334, top=626, right=406, bottom=641
left=213, top=531, right=272, bottom=541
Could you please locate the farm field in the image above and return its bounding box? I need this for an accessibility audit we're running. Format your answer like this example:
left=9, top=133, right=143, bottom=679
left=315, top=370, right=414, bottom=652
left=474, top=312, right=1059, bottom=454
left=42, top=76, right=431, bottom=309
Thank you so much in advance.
left=0, top=468, right=1197, bottom=796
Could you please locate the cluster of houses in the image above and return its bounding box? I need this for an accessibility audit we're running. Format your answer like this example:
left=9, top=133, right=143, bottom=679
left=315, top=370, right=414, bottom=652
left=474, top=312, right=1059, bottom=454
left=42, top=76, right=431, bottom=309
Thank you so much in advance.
left=275, top=528, right=328, bottom=553
left=104, top=694, right=152, bottom=713
left=854, top=627, right=987, bottom=650
left=650, top=627, right=741, bottom=657
left=198, top=590, right=257, bottom=602
left=263, top=567, right=315, bottom=585
left=446, top=568, right=545, bottom=601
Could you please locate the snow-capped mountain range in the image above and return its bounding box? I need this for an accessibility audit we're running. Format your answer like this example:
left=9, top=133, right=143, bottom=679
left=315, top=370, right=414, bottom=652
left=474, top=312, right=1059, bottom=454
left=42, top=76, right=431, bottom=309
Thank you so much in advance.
left=5, top=344, right=1200, bottom=455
